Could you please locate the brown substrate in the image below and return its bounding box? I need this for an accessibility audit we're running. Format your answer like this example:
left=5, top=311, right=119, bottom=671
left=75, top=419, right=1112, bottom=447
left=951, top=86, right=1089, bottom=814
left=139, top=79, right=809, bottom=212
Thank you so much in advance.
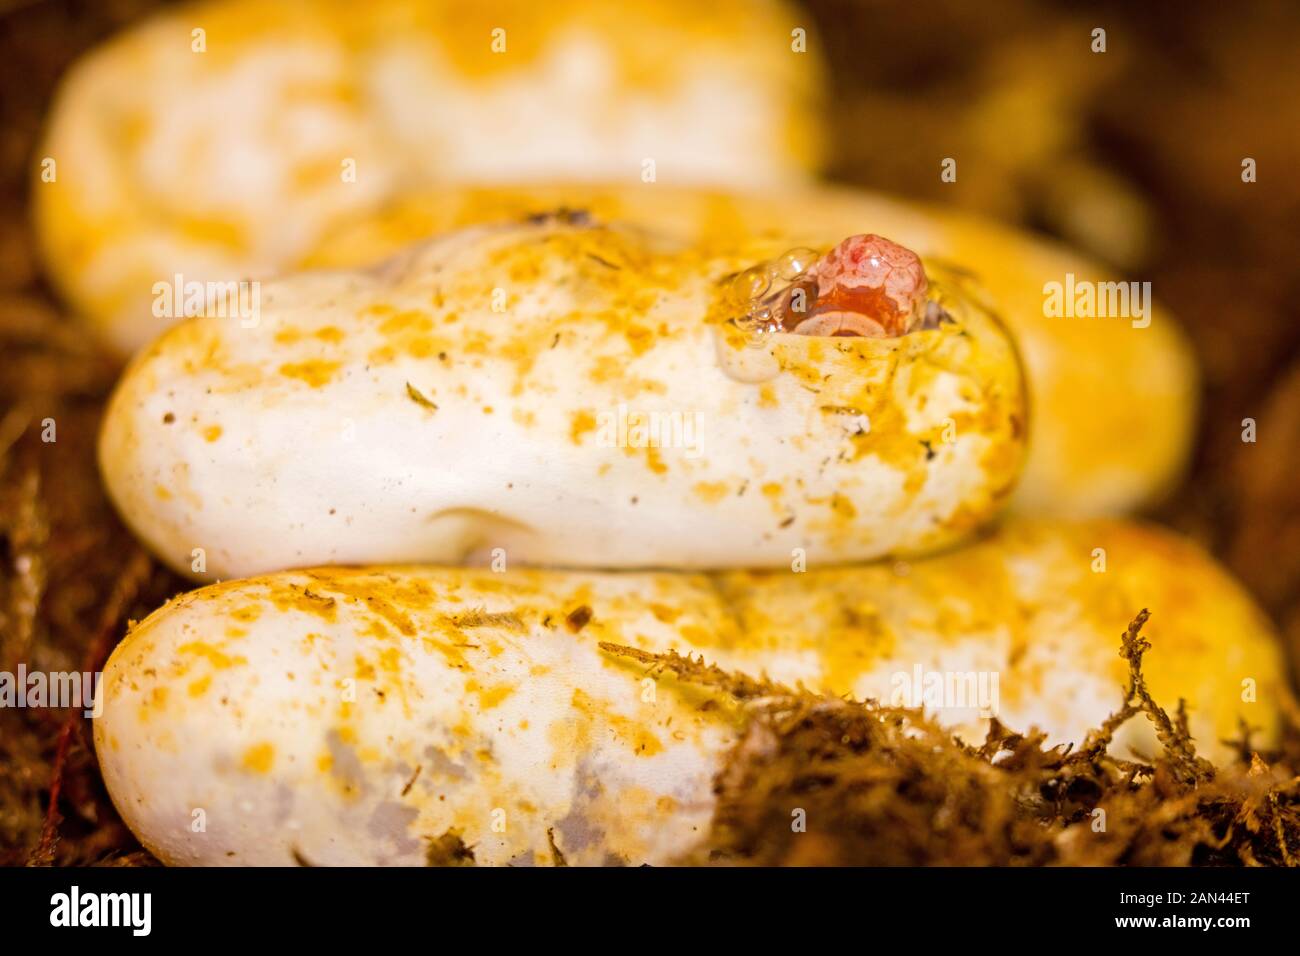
left=608, top=614, right=1300, bottom=867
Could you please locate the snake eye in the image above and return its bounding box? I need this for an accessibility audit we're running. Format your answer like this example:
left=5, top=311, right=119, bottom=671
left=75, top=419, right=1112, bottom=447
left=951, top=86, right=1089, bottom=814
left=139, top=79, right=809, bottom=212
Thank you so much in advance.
left=733, top=235, right=932, bottom=340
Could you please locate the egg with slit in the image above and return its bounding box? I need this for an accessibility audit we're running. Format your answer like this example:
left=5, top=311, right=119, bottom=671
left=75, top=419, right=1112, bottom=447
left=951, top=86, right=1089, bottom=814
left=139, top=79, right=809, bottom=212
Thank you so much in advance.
left=99, top=219, right=1027, bottom=579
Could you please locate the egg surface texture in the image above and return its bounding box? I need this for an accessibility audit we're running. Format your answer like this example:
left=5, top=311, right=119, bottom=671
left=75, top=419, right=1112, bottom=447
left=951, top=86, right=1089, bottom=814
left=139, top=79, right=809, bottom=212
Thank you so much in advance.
left=305, top=183, right=1198, bottom=518
left=100, top=220, right=1027, bottom=578
left=35, top=0, right=825, bottom=353
left=95, top=519, right=1285, bottom=865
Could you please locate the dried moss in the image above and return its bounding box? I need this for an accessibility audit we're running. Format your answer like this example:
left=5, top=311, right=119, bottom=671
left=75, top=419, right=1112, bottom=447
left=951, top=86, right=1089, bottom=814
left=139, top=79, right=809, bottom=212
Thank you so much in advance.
left=425, top=829, right=476, bottom=867
left=405, top=381, right=438, bottom=411
left=450, top=607, right=524, bottom=631
left=604, top=611, right=1300, bottom=867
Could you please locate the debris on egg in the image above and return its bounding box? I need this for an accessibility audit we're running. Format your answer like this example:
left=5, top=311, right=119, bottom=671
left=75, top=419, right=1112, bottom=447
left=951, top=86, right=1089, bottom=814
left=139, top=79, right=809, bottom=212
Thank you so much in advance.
left=99, top=220, right=1027, bottom=580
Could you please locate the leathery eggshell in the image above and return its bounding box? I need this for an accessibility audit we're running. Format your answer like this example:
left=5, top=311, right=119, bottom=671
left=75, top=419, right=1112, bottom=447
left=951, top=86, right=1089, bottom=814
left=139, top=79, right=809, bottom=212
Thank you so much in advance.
left=304, top=182, right=1199, bottom=518
left=94, top=519, right=1286, bottom=865
left=34, top=0, right=826, bottom=354
left=99, top=220, right=1027, bottom=579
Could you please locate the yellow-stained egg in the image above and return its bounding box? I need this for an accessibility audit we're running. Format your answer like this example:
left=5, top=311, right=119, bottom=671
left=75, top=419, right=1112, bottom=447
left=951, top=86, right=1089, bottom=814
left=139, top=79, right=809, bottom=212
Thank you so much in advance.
left=303, top=183, right=1198, bottom=517
left=34, top=0, right=825, bottom=354
left=99, top=220, right=1027, bottom=578
left=95, top=519, right=1287, bottom=866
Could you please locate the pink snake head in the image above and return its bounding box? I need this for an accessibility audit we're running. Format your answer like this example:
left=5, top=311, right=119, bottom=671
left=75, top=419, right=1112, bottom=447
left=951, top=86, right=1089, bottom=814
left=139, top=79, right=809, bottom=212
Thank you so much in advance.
left=791, top=234, right=929, bottom=338
left=729, top=234, right=940, bottom=345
